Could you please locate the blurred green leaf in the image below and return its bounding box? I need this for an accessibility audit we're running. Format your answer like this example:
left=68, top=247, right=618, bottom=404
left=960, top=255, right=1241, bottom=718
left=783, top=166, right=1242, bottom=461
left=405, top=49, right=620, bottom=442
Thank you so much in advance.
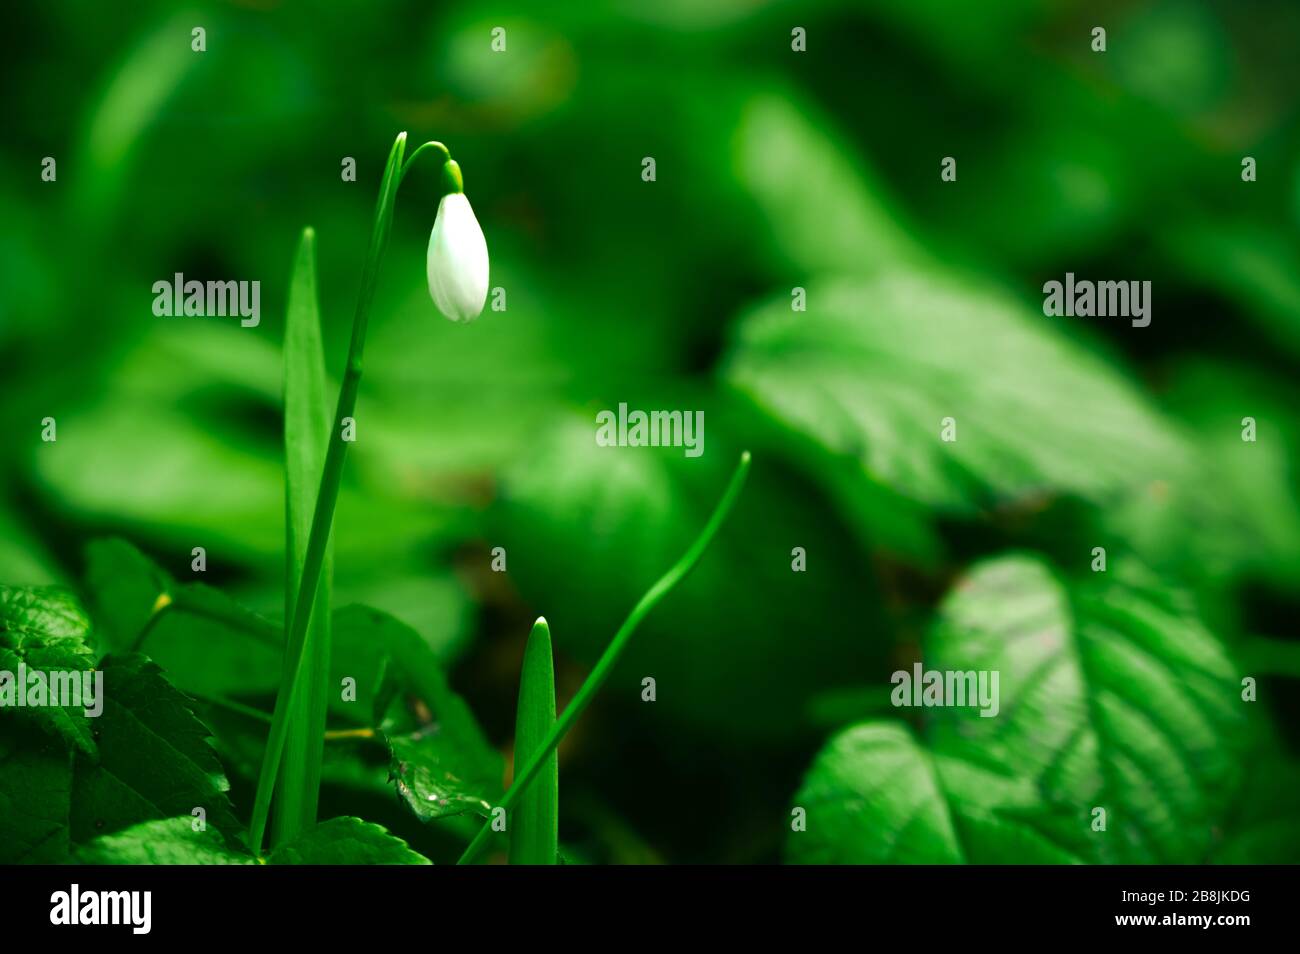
left=1105, top=361, right=1300, bottom=590
left=724, top=271, right=1190, bottom=513
left=733, top=91, right=925, bottom=276
left=788, top=723, right=1081, bottom=864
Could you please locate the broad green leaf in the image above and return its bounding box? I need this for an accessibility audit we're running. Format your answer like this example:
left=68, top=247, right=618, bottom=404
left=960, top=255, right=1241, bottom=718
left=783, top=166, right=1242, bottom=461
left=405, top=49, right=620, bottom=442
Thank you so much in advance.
left=267, top=817, right=430, bottom=865
left=76, top=815, right=430, bottom=865
left=0, top=726, right=73, bottom=863
left=926, top=556, right=1250, bottom=863
left=790, top=555, right=1255, bottom=864
left=0, top=586, right=97, bottom=755
left=723, top=272, right=1190, bottom=514
left=509, top=618, right=558, bottom=865
left=71, top=654, right=240, bottom=844
left=84, top=538, right=281, bottom=696
left=84, top=538, right=473, bottom=703
left=75, top=9, right=201, bottom=225
left=492, top=410, right=890, bottom=740
left=78, top=816, right=252, bottom=865
left=274, top=226, right=334, bottom=845
left=33, top=336, right=449, bottom=567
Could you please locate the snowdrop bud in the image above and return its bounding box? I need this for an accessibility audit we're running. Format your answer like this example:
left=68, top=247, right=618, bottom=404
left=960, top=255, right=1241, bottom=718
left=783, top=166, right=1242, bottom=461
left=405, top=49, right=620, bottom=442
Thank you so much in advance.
left=427, top=160, right=489, bottom=322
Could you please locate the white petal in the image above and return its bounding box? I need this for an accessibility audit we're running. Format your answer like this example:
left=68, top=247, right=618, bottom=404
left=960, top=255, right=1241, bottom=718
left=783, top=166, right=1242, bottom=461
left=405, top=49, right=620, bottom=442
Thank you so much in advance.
left=427, top=193, right=489, bottom=322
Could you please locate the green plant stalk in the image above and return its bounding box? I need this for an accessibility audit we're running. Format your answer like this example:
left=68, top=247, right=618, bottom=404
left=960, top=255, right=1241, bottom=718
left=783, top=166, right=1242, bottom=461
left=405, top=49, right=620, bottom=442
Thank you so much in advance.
left=130, top=592, right=279, bottom=653
left=509, top=618, right=558, bottom=865
left=247, top=132, right=420, bottom=854
left=458, top=450, right=752, bottom=865
left=272, top=227, right=335, bottom=847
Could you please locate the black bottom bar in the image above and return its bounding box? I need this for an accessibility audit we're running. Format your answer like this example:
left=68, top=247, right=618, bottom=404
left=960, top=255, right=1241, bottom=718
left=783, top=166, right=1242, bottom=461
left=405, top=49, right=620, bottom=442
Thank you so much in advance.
left=0, top=864, right=1287, bottom=940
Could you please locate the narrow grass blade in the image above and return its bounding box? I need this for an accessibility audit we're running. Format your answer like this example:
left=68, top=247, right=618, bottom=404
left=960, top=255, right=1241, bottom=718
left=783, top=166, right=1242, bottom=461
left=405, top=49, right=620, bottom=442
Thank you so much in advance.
left=272, top=226, right=335, bottom=846
left=247, top=132, right=408, bottom=854
left=459, top=450, right=752, bottom=864
left=509, top=617, right=558, bottom=865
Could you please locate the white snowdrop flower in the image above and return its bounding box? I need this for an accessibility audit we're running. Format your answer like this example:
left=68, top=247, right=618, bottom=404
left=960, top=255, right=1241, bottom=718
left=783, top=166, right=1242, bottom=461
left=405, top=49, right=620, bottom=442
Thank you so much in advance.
left=426, top=160, right=489, bottom=322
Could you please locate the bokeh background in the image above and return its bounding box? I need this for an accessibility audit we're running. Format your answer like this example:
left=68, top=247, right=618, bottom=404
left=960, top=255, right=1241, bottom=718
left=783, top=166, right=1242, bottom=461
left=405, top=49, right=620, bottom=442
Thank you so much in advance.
left=2, top=0, right=1299, bottom=862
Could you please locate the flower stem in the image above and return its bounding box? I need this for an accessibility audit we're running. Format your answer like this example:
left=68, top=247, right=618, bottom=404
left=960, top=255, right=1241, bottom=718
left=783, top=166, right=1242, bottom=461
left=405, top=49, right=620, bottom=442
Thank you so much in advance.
left=457, top=451, right=752, bottom=865
left=247, top=131, right=429, bottom=855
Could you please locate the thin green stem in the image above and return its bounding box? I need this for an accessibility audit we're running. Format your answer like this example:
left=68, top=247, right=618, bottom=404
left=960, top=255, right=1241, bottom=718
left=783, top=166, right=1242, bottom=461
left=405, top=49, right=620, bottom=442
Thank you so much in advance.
left=400, top=141, right=450, bottom=185
left=130, top=591, right=280, bottom=654
left=457, top=451, right=752, bottom=865
left=129, top=597, right=173, bottom=654
left=247, top=131, right=446, bottom=854
left=195, top=693, right=274, bottom=724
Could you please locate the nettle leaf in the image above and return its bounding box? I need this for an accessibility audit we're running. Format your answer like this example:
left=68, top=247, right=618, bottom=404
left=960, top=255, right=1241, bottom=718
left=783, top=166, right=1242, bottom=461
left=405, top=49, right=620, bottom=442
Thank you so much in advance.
left=789, top=555, right=1254, bottom=864
left=71, top=654, right=240, bottom=844
left=85, top=538, right=281, bottom=697
left=267, top=816, right=430, bottom=865
left=0, top=585, right=97, bottom=754
left=723, top=272, right=1190, bottom=513
left=77, top=815, right=429, bottom=865
left=78, top=816, right=252, bottom=865
left=0, top=726, right=74, bottom=863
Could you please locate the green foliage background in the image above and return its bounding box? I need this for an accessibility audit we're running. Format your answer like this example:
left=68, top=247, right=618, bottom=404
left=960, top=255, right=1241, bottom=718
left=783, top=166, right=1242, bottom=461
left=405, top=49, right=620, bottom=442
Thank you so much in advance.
left=1, top=0, right=1298, bottom=863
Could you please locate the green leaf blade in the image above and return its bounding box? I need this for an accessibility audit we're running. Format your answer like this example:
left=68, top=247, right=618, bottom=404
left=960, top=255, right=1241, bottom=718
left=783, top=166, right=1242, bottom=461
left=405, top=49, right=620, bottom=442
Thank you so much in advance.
left=273, top=225, right=335, bottom=846
left=509, top=617, right=558, bottom=865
